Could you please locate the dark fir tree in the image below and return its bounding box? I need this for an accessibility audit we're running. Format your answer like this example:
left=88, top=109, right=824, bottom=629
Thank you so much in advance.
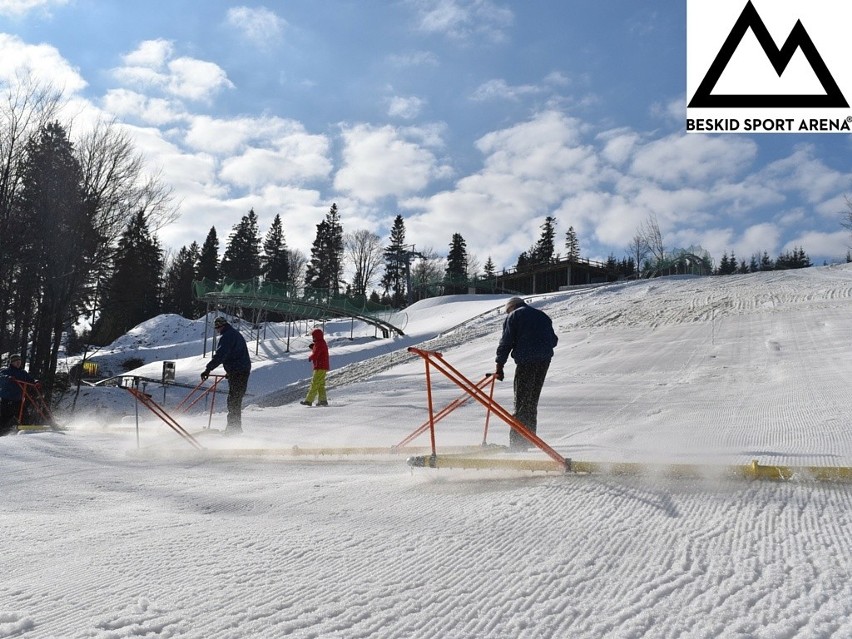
left=759, top=251, right=774, bottom=271
left=483, top=256, right=496, bottom=279
left=220, top=209, right=261, bottom=281
left=305, top=203, right=345, bottom=294
left=532, top=216, right=557, bottom=264
left=444, top=233, right=468, bottom=294
left=381, top=215, right=408, bottom=307
left=162, top=243, right=199, bottom=318
left=261, top=213, right=289, bottom=284
left=92, top=210, right=163, bottom=344
left=197, top=227, right=220, bottom=282
left=15, top=121, right=97, bottom=385
left=565, top=225, right=580, bottom=261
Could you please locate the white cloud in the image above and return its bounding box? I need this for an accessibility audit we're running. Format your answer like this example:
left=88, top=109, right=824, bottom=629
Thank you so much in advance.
left=411, top=0, right=514, bottom=43
left=0, top=0, right=67, bottom=17
left=334, top=123, right=450, bottom=202
left=102, top=89, right=185, bottom=126
left=0, top=33, right=86, bottom=92
left=388, top=95, right=425, bottom=119
left=630, top=134, right=758, bottom=186
left=112, top=40, right=233, bottom=103
left=470, top=78, right=542, bottom=102
left=225, top=6, right=287, bottom=45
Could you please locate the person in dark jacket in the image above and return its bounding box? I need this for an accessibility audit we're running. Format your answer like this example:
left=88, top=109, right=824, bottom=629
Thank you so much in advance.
left=0, top=354, right=36, bottom=436
left=201, top=317, right=251, bottom=435
left=494, top=297, right=558, bottom=450
left=301, top=327, right=330, bottom=406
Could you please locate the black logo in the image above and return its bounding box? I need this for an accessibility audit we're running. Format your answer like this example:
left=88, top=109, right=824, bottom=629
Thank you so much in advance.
left=689, top=1, right=848, bottom=108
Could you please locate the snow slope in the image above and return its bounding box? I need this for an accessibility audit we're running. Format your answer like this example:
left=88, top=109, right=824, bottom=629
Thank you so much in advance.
left=4, top=267, right=852, bottom=638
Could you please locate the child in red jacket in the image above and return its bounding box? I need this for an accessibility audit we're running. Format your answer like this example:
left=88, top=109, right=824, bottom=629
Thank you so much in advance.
left=301, top=328, right=329, bottom=406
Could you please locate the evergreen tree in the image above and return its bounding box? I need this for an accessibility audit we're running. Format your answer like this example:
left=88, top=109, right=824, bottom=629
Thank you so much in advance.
left=565, top=225, right=580, bottom=261
left=162, top=243, right=199, bottom=317
left=483, top=256, right=496, bottom=279
left=749, top=254, right=759, bottom=273
left=759, top=251, right=774, bottom=271
left=716, top=252, right=730, bottom=275
left=305, top=203, right=345, bottom=294
left=15, top=121, right=97, bottom=385
left=198, top=227, right=220, bottom=281
left=92, top=210, right=163, bottom=344
left=381, top=215, right=408, bottom=307
left=445, top=233, right=468, bottom=294
left=220, top=209, right=261, bottom=281
left=532, top=216, right=557, bottom=264
left=261, top=214, right=289, bottom=284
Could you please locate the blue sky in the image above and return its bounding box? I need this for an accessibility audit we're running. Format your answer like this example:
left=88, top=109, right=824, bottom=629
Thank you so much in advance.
left=2, top=0, right=851, bottom=274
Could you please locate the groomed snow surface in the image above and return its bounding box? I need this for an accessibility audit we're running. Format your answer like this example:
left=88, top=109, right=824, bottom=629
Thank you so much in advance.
left=4, top=266, right=852, bottom=638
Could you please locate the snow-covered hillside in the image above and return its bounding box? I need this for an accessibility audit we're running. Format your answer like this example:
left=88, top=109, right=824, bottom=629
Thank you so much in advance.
left=4, top=266, right=852, bottom=638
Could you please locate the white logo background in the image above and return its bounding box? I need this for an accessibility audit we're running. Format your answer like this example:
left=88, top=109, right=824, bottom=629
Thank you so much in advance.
left=687, top=0, right=852, bottom=131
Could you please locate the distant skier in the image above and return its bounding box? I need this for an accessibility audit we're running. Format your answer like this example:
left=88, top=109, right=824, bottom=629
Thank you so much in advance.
left=200, top=317, right=251, bottom=436
left=301, top=327, right=330, bottom=406
left=494, top=297, right=558, bottom=450
left=0, top=354, right=36, bottom=436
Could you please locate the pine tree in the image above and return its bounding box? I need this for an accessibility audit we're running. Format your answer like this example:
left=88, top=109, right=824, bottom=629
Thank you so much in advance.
left=759, top=251, right=774, bottom=271
left=162, top=243, right=199, bottom=317
left=483, top=256, right=496, bottom=279
left=15, top=121, right=97, bottom=383
left=92, top=210, right=163, bottom=344
left=221, top=209, right=261, bottom=281
left=565, top=225, right=580, bottom=261
left=717, top=252, right=730, bottom=275
left=532, top=216, right=557, bottom=264
left=445, top=233, right=468, bottom=294
left=381, top=215, right=408, bottom=307
left=261, top=214, right=289, bottom=284
left=198, top=227, right=220, bottom=281
left=305, top=203, right=345, bottom=294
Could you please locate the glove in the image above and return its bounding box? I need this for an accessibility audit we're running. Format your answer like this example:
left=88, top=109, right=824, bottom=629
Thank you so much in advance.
left=200, top=370, right=209, bottom=381
left=495, top=364, right=504, bottom=381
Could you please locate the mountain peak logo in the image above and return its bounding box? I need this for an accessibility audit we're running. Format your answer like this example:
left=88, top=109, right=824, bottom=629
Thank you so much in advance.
left=688, top=0, right=848, bottom=108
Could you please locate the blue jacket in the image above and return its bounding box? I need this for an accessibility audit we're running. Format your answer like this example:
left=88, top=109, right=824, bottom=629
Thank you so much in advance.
left=205, top=324, right=251, bottom=374
left=0, top=365, right=36, bottom=401
left=495, top=303, right=558, bottom=366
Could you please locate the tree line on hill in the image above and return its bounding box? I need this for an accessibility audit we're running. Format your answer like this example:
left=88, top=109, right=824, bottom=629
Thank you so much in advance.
left=0, top=80, right=837, bottom=399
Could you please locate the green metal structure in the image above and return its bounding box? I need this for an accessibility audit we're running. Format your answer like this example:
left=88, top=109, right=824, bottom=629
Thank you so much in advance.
left=192, top=279, right=408, bottom=338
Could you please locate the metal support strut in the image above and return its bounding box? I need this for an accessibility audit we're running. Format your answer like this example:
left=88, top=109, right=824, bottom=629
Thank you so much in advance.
left=122, top=377, right=203, bottom=450
left=405, top=347, right=570, bottom=470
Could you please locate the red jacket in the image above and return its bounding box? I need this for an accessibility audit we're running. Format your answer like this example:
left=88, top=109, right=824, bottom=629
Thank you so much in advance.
left=309, top=329, right=329, bottom=370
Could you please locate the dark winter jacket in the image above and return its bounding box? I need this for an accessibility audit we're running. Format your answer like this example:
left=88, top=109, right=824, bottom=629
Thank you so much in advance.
left=309, top=329, right=330, bottom=371
left=0, top=365, right=36, bottom=401
left=495, top=302, right=558, bottom=366
left=205, top=324, right=251, bottom=375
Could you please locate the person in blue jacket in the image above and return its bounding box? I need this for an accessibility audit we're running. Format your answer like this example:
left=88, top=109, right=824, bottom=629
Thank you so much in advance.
left=201, top=317, right=251, bottom=436
left=494, top=297, right=558, bottom=450
left=0, top=354, right=36, bottom=436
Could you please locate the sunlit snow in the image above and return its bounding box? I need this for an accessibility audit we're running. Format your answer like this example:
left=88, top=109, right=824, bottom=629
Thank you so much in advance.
left=3, top=266, right=852, bottom=638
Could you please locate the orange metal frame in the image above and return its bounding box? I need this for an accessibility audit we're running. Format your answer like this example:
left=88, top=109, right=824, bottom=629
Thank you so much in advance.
left=13, top=379, right=56, bottom=426
left=394, top=372, right=497, bottom=450
left=175, top=374, right=227, bottom=429
left=123, top=384, right=203, bottom=450
left=406, top=347, right=569, bottom=469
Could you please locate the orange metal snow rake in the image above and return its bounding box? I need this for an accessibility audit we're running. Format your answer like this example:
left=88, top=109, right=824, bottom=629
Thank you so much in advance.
left=13, top=379, right=60, bottom=429
left=123, top=378, right=203, bottom=450
left=175, top=374, right=226, bottom=429
left=393, top=372, right=497, bottom=450
left=406, top=347, right=570, bottom=470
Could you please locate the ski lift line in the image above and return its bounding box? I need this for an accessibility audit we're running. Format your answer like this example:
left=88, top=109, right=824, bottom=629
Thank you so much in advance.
left=407, top=347, right=570, bottom=469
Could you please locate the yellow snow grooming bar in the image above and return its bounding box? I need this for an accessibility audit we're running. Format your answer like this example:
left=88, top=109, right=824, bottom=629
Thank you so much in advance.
left=406, top=456, right=852, bottom=482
